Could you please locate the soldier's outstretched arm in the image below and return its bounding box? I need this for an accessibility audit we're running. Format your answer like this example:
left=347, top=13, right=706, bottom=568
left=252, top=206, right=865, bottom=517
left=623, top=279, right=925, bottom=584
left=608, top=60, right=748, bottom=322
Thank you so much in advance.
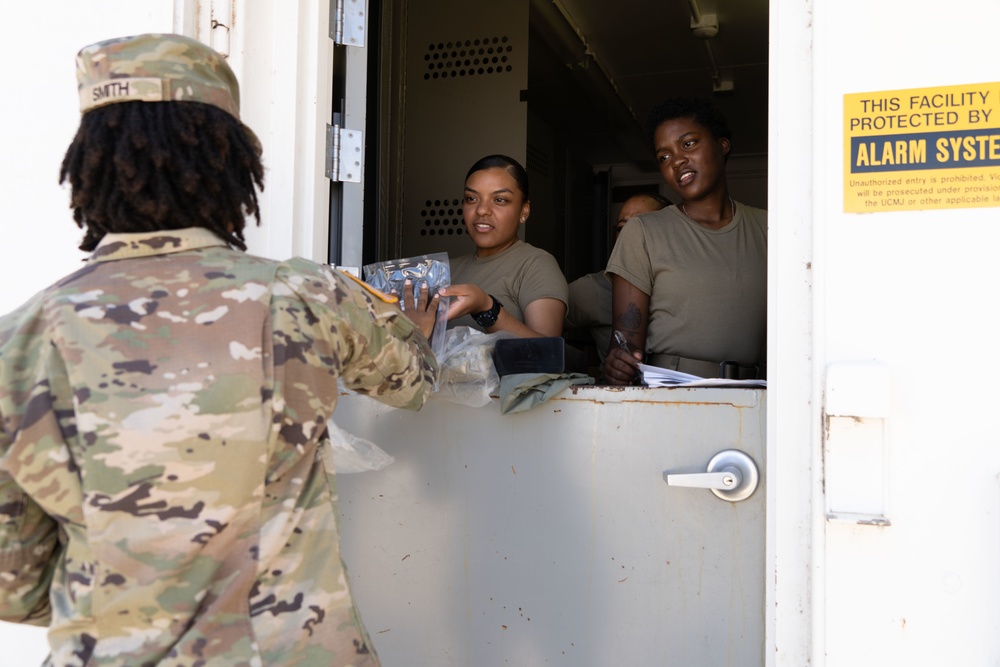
left=278, top=261, right=439, bottom=410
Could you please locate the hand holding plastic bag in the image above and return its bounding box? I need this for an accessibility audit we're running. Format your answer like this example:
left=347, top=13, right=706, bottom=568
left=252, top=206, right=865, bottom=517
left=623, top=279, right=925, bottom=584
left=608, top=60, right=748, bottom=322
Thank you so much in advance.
left=364, top=253, right=451, bottom=361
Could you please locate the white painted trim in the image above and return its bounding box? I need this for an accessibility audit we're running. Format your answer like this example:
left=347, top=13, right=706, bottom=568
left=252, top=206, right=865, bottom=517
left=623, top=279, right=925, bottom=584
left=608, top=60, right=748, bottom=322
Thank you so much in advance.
left=217, top=1, right=333, bottom=263
left=767, top=0, right=821, bottom=666
left=172, top=0, right=333, bottom=263
left=172, top=0, right=205, bottom=37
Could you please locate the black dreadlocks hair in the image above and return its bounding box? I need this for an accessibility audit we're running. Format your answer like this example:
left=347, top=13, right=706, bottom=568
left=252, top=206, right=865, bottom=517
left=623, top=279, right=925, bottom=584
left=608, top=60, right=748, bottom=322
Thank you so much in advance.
left=59, top=100, right=264, bottom=252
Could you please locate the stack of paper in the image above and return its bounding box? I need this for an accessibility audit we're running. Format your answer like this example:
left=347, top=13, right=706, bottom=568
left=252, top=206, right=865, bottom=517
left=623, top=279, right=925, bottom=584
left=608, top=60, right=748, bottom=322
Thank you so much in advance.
left=638, top=363, right=767, bottom=388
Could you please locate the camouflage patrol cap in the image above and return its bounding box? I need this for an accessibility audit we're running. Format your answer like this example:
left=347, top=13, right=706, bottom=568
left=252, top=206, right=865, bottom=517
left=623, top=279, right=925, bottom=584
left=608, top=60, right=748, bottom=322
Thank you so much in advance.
left=76, top=33, right=244, bottom=120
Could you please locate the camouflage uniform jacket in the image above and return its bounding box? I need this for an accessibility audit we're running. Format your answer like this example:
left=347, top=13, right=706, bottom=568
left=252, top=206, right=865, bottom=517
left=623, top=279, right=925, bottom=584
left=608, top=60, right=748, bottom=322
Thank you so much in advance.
left=0, top=228, right=438, bottom=666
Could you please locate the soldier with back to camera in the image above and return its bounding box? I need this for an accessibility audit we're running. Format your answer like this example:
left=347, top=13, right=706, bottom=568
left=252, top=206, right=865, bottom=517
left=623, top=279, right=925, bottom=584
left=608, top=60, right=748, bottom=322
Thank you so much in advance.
left=0, top=32, right=438, bottom=666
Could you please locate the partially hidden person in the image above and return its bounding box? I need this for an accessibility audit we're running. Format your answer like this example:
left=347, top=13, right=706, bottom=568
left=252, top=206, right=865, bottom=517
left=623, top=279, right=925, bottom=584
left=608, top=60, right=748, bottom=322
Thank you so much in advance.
left=439, top=154, right=568, bottom=338
left=0, top=33, right=438, bottom=666
left=564, top=192, right=671, bottom=373
left=604, top=96, right=767, bottom=384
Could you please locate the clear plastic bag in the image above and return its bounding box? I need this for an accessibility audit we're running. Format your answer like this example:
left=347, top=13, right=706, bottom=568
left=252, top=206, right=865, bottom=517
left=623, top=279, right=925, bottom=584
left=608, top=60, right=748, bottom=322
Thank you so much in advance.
left=432, top=326, right=514, bottom=407
left=363, top=252, right=451, bottom=362
left=323, top=418, right=396, bottom=474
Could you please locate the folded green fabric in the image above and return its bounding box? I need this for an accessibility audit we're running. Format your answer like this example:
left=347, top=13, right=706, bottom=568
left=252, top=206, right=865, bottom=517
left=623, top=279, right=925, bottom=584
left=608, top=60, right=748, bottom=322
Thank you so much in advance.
left=498, top=372, right=595, bottom=415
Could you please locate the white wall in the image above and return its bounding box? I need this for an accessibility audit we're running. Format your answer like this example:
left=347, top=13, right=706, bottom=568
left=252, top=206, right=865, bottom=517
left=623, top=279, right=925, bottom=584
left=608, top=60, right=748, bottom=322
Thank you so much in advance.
left=231, top=0, right=334, bottom=265
left=0, top=2, right=175, bottom=661
left=811, top=0, right=1000, bottom=664
left=0, top=2, right=175, bottom=316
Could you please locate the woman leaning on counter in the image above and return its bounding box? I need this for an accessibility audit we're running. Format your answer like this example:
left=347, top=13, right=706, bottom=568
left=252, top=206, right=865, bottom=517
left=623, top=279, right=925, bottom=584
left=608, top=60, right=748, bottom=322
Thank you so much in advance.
left=439, top=154, right=568, bottom=338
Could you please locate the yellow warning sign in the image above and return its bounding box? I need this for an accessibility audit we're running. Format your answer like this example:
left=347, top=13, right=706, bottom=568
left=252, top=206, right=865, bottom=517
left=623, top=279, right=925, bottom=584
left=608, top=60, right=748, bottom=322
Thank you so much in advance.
left=844, top=82, right=1000, bottom=212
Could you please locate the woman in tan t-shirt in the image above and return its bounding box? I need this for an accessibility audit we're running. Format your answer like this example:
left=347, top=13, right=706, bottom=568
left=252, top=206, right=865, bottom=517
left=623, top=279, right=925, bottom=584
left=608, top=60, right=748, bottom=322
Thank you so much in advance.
left=604, top=97, right=767, bottom=385
left=439, top=154, right=568, bottom=338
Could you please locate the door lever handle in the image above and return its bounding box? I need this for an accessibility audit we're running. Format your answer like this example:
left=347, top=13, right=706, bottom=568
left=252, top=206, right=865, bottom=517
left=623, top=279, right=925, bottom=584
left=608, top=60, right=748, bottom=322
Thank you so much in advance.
left=664, top=449, right=759, bottom=502
left=666, top=468, right=742, bottom=490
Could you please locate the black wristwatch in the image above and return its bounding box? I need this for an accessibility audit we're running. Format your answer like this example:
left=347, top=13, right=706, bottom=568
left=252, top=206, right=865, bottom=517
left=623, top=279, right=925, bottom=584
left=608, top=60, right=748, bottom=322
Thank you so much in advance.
left=472, top=295, right=502, bottom=328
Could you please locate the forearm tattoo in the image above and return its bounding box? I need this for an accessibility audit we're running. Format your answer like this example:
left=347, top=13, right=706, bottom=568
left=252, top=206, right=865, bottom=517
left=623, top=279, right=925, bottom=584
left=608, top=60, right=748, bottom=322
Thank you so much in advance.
left=617, top=302, right=642, bottom=331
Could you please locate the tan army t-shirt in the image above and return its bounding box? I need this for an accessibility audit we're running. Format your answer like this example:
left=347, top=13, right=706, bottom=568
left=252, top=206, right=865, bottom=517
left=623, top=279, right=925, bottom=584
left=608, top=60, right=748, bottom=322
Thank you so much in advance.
left=606, top=202, right=767, bottom=367
left=449, top=239, right=568, bottom=331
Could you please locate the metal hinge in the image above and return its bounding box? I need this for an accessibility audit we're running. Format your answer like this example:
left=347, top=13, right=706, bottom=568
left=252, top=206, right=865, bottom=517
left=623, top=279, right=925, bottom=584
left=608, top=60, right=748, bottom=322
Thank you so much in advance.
left=325, top=124, right=363, bottom=182
left=330, top=0, right=366, bottom=47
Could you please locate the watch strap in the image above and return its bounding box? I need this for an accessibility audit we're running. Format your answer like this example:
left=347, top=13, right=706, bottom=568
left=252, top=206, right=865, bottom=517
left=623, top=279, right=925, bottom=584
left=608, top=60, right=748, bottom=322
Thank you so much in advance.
left=472, top=294, right=503, bottom=328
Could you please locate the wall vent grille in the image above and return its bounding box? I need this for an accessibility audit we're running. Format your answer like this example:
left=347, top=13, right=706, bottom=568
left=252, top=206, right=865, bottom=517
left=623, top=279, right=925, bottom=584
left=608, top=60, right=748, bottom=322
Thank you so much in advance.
left=526, top=142, right=550, bottom=179
left=423, top=36, right=514, bottom=80
left=419, top=198, right=466, bottom=236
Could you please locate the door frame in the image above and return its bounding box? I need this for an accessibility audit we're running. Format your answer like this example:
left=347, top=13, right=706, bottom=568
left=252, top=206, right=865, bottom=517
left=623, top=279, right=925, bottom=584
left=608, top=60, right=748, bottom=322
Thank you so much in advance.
left=223, top=0, right=823, bottom=664
left=766, top=0, right=819, bottom=665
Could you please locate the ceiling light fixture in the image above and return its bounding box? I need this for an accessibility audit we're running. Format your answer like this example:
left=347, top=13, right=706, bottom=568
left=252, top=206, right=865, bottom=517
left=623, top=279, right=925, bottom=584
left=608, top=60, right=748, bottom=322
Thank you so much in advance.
left=686, top=0, right=733, bottom=93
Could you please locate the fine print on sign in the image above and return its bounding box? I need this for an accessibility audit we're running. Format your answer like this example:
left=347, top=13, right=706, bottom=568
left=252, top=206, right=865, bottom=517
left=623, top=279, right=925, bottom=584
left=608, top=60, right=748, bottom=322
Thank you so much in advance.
left=844, top=82, right=1000, bottom=212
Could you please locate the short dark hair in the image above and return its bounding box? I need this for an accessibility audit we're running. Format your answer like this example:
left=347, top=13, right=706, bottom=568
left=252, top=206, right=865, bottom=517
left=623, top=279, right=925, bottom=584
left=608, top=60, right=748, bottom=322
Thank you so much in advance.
left=465, top=154, right=530, bottom=201
left=646, top=96, right=733, bottom=148
left=59, top=100, right=265, bottom=252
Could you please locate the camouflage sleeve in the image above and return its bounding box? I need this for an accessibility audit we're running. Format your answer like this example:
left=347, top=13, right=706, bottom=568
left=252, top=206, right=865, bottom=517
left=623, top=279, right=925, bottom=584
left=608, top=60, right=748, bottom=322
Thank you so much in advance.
left=0, top=463, right=57, bottom=626
left=0, top=318, right=58, bottom=625
left=278, top=259, right=439, bottom=410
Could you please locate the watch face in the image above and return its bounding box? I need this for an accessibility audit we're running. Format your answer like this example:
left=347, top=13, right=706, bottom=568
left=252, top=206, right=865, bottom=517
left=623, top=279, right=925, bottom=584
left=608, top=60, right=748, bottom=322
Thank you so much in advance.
left=473, top=295, right=501, bottom=327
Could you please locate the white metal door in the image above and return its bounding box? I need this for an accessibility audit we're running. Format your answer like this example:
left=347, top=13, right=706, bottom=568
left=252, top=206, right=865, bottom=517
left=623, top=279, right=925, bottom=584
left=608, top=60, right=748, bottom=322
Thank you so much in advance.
left=335, top=386, right=765, bottom=666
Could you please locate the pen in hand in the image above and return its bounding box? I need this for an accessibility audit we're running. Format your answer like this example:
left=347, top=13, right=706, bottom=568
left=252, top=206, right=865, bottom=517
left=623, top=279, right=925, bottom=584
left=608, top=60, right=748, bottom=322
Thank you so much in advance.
left=614, top=330, right=632, bottom=354
left=613, top=330, right=644, bottom=385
